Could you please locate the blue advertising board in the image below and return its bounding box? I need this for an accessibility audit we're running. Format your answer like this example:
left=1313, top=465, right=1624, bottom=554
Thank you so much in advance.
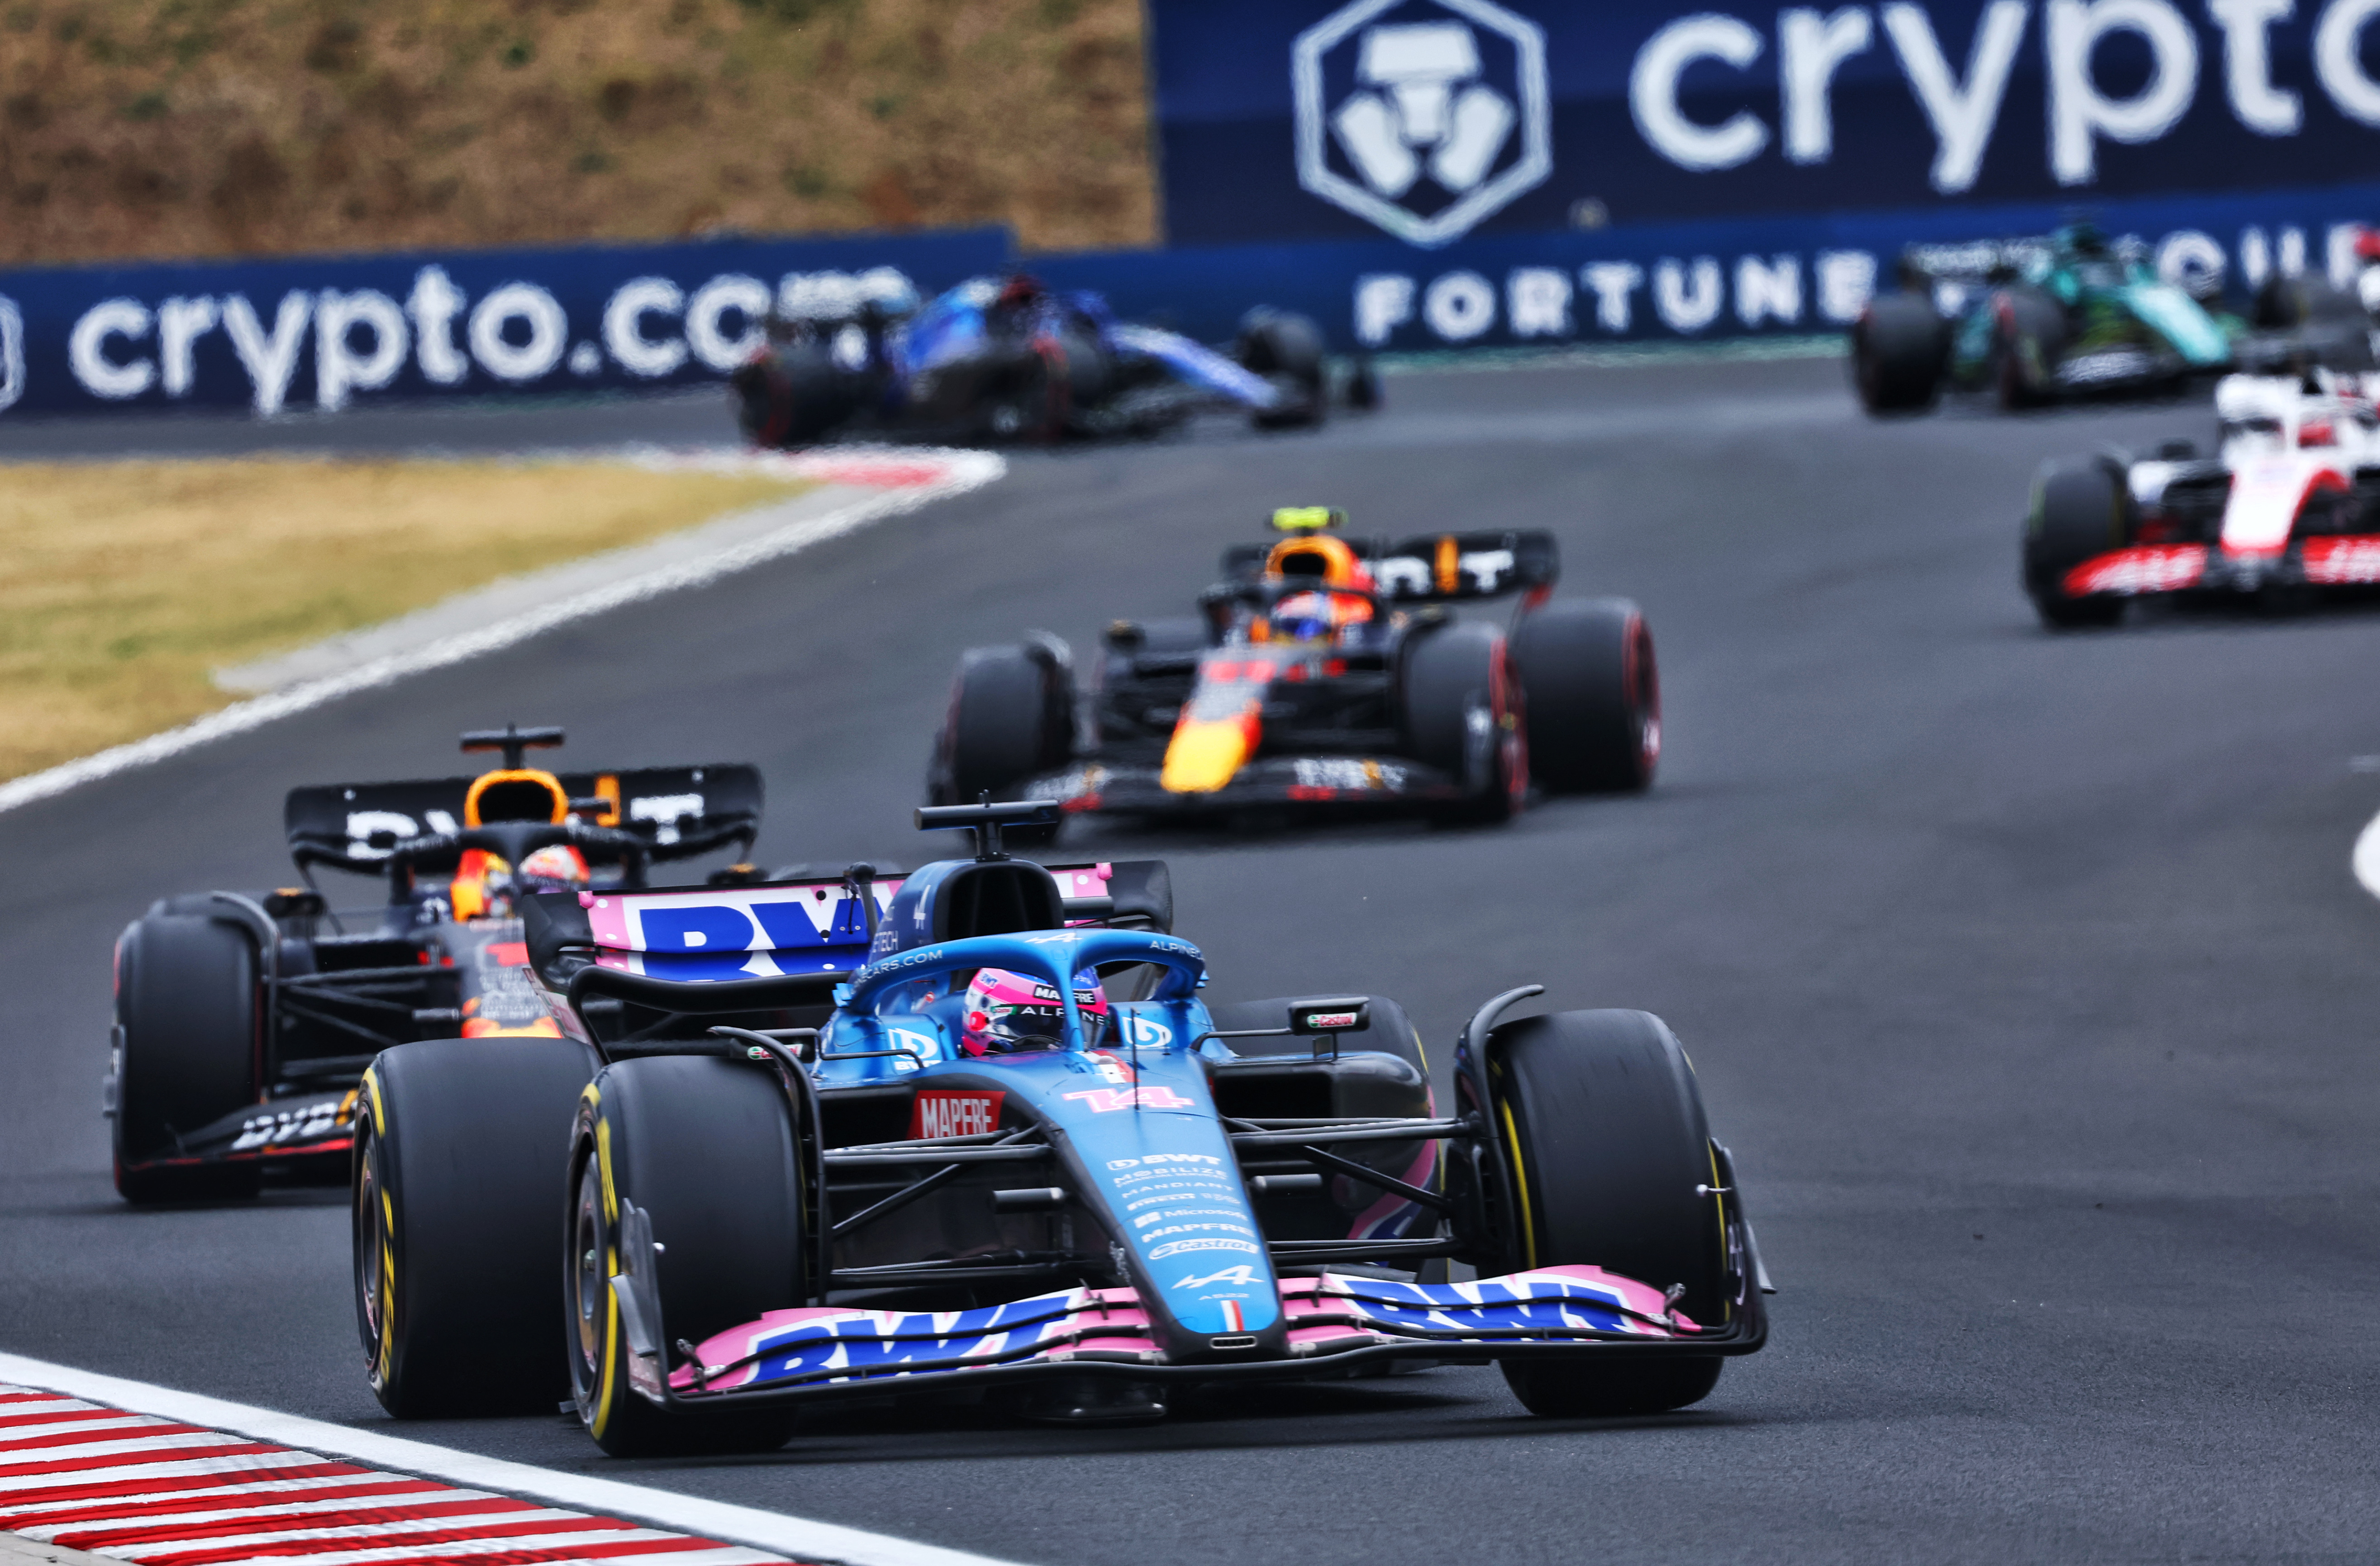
left=0, top=228, right=1007, bottom=419
left=1147, top=0, right=2380, bottom=248
left=1035, top=180, right=2380, bottom=352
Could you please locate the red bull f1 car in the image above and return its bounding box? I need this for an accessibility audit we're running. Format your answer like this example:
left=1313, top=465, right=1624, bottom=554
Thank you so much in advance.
left=353, top=800, right=1770, bottom=1446
left=2023, top=370, right=2380, bottom=628
left=926, top=508, right=1659, bottom=831
left=106, top=725, right=762, bottom=1203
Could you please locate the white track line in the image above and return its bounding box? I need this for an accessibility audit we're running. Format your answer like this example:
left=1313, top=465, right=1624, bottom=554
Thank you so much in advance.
left=0, top=1357, right=1021, bottom=1566
left=0, top=448, right=1004, bottom=819
left=2355, top=805, right=2380, bottom=900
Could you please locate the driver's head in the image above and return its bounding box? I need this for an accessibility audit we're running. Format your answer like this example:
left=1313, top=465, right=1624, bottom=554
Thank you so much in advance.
left=517, top=844, right=590, bottom=893
left=961, top=967, right=1108, bottom=1055
left=1269, top=589, right=1373, bottom=642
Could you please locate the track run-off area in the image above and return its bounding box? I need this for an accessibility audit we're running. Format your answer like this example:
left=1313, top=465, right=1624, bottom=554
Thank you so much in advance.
left=3, top=357, right=2377, bottom=1564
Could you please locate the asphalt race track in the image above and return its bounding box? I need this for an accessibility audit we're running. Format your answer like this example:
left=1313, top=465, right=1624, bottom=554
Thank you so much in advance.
left=5, top=357, right=2379, bottom=1564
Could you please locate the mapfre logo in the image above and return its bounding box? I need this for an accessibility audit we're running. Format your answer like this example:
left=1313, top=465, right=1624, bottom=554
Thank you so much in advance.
left=1293, top=0, right=1551, bottom=248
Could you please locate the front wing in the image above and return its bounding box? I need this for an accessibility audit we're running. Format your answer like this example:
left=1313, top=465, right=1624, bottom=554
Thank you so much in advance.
left=2054, top=535, right=2380, bottom=600
left=1025, top=755, right=1471, bottom=816
left=109, top=1088, right=358, bottom=1176
left=633, top=1266, right=1762, bottom=1409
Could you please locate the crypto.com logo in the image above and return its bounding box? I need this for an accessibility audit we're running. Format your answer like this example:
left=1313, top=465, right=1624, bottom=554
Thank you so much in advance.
left=1293, top=0, right=1551, bottom=248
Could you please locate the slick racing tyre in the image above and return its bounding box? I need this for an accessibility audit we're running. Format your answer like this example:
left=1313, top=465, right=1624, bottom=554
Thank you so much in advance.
left=731, top=342, right=859, bottom=449
left=1400, top=623, right=1524, bottom=825
left=1991, top=286, right=2068, bottom=410
left=356, top=1036, right=598, bottom=1417
left=931, top=639, right=1075, bottom=838
left=1236, top=308, right=1327, bottom=429
left=1509, top=599, right=1659, bottom=795
left=2022, top=459, right=2130, bottom=629
left=112, top=914, right=262, bottom=1204
left=1485, top=1009, right=1729, bottom=1418
left=569, top=1056, right=808, bottom=1457
left=1850, top=294, right=1947, bottom=413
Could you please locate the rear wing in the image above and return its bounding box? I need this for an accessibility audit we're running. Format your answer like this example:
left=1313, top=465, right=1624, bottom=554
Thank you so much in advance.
left=286, top=763, right=764, bottom=876
left=520, top=858, right=1171, bottom=1009
left=1223, top=529, right=1558, bottom=600
left=1897, top=238, right=2048, bottom=287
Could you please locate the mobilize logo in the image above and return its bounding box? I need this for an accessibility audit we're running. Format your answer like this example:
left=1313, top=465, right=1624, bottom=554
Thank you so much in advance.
left=1294, top=0, right=1552, bottom=248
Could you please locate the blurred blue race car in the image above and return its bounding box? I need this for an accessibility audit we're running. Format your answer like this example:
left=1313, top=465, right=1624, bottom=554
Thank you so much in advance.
left=733, top=273, right=1370, bottom=445
left=354, top=800, right=1768, bottom=1448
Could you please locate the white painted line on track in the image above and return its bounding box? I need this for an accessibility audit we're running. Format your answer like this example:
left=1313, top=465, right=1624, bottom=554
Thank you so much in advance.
left=2353, top=804, right=2380, bottom=902
left=0, top=447, right=1004, bottom=820
left=0, top=1357, right=1023, bottom=1566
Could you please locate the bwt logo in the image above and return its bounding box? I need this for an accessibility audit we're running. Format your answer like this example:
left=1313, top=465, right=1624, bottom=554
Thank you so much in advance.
left=1295, top=0, right=1552, bottom=248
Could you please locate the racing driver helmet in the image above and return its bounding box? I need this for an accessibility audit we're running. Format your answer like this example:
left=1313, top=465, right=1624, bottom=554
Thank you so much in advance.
left=1269, top=588, right=1372, bottom=643
left=961, top=967, right=1109, bottom=1055
left=517, top=843, right=591, bottom=894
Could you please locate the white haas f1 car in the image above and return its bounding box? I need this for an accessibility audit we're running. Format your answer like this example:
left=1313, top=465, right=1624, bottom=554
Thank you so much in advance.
left=2023, top=369, right=2380, bottom=627
left=352, top=801, right=1770, bottom=1449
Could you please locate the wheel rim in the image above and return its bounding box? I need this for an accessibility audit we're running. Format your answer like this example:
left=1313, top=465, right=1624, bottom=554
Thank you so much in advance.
left=355, top=1128, right=395, bottom=1383
left=1628, top=617, right=1661, bottom=779
left=572, top=1152, right=608, bottom=1388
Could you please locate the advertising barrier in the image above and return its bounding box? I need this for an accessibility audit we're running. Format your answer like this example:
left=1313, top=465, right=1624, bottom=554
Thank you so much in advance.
left=0, top=229, right=1006, bottom=419
left=1148, top=0, right=2380, bottom=248
left=1038, top=180, right=2380, bottom=352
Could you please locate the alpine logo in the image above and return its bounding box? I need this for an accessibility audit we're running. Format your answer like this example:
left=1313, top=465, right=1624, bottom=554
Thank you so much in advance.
left=1173, top=1265, right=1264, bottom=1290
left=909, top=1090, right=1004, bottom=1140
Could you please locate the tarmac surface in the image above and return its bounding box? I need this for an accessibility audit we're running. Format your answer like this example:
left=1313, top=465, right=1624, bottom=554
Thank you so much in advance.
left=3, top=359, right=2377, bottom=1564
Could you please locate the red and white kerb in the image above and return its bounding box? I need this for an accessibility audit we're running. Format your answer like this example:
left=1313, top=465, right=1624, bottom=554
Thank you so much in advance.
left=0, top=1385, right=803, bottom=1566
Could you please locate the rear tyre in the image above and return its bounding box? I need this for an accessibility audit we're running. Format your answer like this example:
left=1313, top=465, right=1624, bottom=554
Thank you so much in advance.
left=1509, top=599, right=1658, bottom=795
left=1850, top=294, right=1946, bottom=413
left=2023, top=460, right=2130, bottom=629
left=730, top=343, right=858, bottom=449
left=112, top=914, right=262, bottom=1204
left=1237, top=309, right=1327, bottom=429
left=1400, top=623, right=1523, bottom=825
left=568, top=1057, right=807, bottom=1457
left=1488, top=1009, right=1730, bottom=1417
left=355, top=1036, right=598, bottom=1417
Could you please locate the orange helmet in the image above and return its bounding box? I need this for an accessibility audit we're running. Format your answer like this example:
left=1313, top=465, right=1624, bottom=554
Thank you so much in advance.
left=1263, top=532, right=1373, bottom=591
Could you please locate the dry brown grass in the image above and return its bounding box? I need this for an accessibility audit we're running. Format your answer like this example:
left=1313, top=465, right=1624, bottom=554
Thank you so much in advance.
left=0, top=0, right=1155, bottom=266
left=0, top=458, right=813, bottom=780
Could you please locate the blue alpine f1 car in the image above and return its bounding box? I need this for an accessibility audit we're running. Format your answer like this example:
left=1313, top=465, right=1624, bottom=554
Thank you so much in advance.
left=731, top=274, right=1365, bottom=446
left=354, top=801, right=1768, bottom=1446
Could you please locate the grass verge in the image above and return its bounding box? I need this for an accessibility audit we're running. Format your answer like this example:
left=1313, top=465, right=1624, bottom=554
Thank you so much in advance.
left=0, top=458, right=812, bottom=783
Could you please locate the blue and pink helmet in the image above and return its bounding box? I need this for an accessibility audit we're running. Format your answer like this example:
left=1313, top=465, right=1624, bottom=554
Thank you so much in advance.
left=961, top=967, right=1109, bottom=1055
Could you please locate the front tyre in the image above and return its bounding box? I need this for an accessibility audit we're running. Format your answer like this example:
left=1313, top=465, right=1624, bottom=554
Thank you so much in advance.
left=1509, top=599, right=1658, bottom=794
left=356, top=1036, right=598, bottom=1417
left=112, top=914, right=262, bottom=1204
left=1488, top=1009, right=1731, bottom=1418
left=928, top=641, right=1075, bottom=840
left=568, top=1056, right=807, bottom=1457
left=1237, top=309, right=1327, bottom=429
left=2022, top=460, right=2130, bottom=630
